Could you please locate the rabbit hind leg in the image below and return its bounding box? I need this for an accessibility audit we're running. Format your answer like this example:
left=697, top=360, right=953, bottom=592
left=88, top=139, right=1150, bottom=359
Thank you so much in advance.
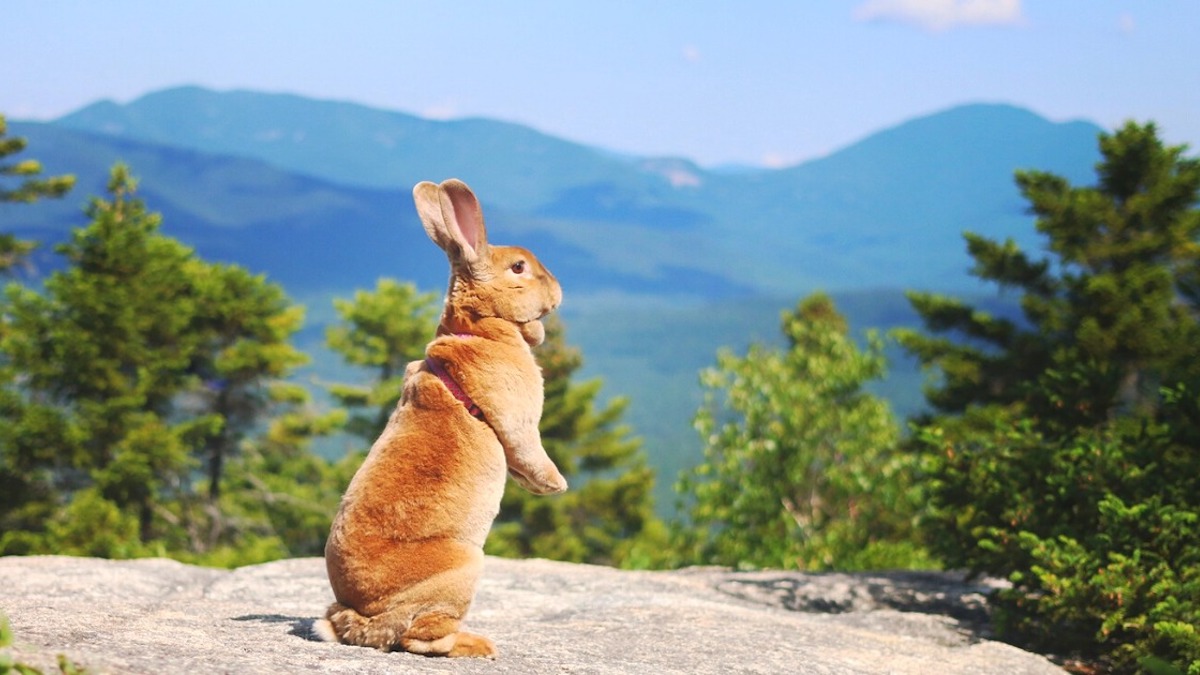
left=318, top=601, right=410, bottom=651
left=401, top=611, right=497, bottom=658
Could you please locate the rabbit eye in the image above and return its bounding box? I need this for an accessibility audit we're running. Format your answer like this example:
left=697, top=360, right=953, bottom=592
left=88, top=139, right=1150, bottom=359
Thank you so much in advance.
left=510, top=260, right=526, bottom=274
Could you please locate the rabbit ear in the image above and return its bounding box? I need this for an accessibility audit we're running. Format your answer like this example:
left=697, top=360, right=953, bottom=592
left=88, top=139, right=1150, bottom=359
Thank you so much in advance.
left=413, top=181, right=449, bottom=249
left=412, top=179, right=488, bottom=267
left=439, top=179, right=488, bottom=259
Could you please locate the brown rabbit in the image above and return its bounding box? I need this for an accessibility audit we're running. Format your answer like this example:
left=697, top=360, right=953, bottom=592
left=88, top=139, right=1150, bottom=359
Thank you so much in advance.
left=315, top=178, right=568, bottom=658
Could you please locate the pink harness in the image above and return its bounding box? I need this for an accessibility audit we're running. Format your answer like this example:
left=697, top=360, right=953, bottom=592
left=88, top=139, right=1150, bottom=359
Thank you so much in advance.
left=425, top=356, right=485, bottom=421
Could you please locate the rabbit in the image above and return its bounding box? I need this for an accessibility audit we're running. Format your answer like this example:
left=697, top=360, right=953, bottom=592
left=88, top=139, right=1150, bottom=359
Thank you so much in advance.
left=315, top=178, right=568, bottom=658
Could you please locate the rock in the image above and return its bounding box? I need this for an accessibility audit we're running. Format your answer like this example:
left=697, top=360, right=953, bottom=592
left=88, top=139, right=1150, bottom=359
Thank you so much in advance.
left=0, top=555, right=1061, bottom=674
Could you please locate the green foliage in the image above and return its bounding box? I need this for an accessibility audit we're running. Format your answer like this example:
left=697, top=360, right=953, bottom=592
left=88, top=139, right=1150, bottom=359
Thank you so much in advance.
left=899, top=122, right=1200, bottom=672
left=1, top=114, right=75, bottom=276
left=1, top=166, right=205, bottom=547
left=0, top=165, right=342, bottom=565
left=0, top=115, right=75, bottom=205
left=325, top=279, right=439, bottom=440
left=485, top=316, right=666, bottom=568
left=185, top=260, right=312, bottom=507
left=201, top=404, right=350, bottom=565
left=1019, top=495, right=1200, bottom=673
left=898, top=122, right=1200, bottom=424
left=678, top=293, right=930, bottom=571
left=913, top=404, right=1200, bottom=670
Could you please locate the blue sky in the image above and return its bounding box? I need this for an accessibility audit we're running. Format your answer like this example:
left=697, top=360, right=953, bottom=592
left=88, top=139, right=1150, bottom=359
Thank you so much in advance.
left=3, top=1, right=1197, bottom=168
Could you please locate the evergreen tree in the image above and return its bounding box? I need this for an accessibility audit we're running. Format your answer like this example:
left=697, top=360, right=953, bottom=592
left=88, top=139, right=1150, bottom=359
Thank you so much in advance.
left=897, top=122, right=1200, bottom=670
left=485, top=316, right=664, bottom=568
left=0, top=114, right=74, bottom=273
left=325, top=278, right=439, bottom=441
left=186, top=263, right=310, bottom=502
left=204, top=401, right=349, bottom=564
left=1, top=166, right=202, bottom=546
left=901, top=122, right=1200, bottom=425
left=166, top=262, right=331, bottom=560
left=0, top=165, right=339, bottom=564
left=678, top=293, right=927, bottom=571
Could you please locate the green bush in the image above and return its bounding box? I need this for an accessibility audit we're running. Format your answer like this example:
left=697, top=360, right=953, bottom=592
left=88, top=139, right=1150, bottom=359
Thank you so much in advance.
left=915, top=400, right=1200, bottom=672
left=678, top=293, right=931, bottom=571
left=1016, top=495, right=1199, bottom=673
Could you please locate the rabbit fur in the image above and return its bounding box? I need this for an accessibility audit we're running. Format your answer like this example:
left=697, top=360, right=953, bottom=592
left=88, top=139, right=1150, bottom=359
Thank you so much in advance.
left=316, top=179, right=567, bottom=658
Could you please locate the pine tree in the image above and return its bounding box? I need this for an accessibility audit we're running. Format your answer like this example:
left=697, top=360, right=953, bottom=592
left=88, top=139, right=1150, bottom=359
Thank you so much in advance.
left=1, top=166, right=201, bottom=546
left=485, top=316, right=663, bottom=568
left=896, top=122, right=1200, bottom=669
left=185, top=263, right=310, bottom=502
left=325, top=278, right=439, bottom=441
left=0, top=114, right=74, bottom=273
left=0, top=165, right=338, bottom=563
left=205, top=401, right=349, bottom=564
left=678, top=293, right=927, bottom=570
left=899, top=122, right=1200, bottom=424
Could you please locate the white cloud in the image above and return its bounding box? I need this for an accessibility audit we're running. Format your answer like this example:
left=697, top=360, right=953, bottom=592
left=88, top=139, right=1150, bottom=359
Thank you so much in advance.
left=853, top=0, right=1024, bottom=32
left=682, top=45, right=702, bottom=63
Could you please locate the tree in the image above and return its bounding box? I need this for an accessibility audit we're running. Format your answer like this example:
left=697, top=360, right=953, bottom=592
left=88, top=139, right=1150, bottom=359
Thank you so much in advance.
left=185, top=263, right=310, bottom=502
left=1, top=166, right=203, bottom=546
left=678, top=293, right=928, bottom=571
left=325, top=279, right=439, bottom=441
left=0, top=114, right=74, bottom=273
left=897, top=122, right=1200, bottom=671
left=0, top=165, right=339, bottom=564
left=485, top=316, right=664, bottom=568
left=901, top=122, right=1200, bottom=425
left=202, top=400, right=350, bottom=565
left=161, top=261, right=337, bottom=561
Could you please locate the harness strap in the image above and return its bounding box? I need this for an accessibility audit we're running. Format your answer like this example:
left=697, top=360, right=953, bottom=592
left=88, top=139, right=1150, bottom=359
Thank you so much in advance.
left=425, top=357, right=485, bottom=420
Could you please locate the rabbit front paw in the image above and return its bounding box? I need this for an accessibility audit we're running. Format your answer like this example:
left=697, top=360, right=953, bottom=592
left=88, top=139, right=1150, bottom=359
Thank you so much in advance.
left=508, top=461, right=568, bottom=495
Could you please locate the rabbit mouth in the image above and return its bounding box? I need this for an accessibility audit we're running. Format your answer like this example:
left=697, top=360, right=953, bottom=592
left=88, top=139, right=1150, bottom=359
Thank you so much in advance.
left=517, top=306, right=555, bottom=323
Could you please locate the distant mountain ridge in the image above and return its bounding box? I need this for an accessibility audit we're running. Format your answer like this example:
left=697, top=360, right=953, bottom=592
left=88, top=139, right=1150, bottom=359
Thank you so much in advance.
left=57, top=86, right=640, bottom=210
left=51, top=87, right=1103, bottom=297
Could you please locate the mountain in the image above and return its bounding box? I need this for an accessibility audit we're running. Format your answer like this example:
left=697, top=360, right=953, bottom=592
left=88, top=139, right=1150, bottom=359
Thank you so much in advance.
left=55, top=86, right=644, bottom=211
left=53, top=87, right=1104, bottom=297
left=2, top=122, right=714, bottom=301
left=4, top=88, right=1106, bottom=511
left=702, top=104, right=1102, bottom=291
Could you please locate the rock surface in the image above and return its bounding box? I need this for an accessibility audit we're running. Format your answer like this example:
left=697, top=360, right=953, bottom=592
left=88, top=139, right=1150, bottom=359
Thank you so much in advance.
left=0, top=555, right=1061, bottom=674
